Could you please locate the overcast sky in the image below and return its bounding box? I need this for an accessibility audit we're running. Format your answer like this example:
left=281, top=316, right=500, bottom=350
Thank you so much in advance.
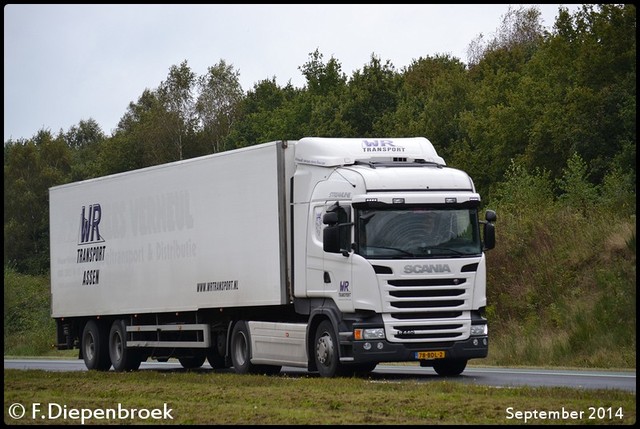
left=4, top=4, right=581, bottom=142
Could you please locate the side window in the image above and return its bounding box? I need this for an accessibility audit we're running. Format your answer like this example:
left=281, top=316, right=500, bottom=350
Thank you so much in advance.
left=313, top=206, right=324, bottom=242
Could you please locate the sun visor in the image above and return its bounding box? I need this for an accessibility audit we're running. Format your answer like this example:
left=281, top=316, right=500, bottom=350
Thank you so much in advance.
left=294, top=137, right=446, bottom=167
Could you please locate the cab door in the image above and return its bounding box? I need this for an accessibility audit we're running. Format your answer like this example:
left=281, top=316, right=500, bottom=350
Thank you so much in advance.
left=321, top=202, right=355, bottom=312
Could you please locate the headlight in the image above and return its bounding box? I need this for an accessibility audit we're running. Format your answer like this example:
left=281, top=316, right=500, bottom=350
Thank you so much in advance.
left=364, top=328, right=385, bottom=339
left=470, top=324, right=488, bottom=336
left=354, top=328, right=385, bottom=340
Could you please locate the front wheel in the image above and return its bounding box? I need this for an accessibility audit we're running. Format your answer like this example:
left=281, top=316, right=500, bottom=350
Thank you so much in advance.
left=314, top=320, right=341, bottom=378
left=433, top=358, right=467, bottom=376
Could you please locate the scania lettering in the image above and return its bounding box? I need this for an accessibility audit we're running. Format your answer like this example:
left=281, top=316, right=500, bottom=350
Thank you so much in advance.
left=404, top=264, right=452, bottom=274
left=49, top=137, right=496, bottom=377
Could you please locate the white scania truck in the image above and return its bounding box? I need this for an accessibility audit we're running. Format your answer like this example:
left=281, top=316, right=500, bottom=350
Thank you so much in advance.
left=50, top=137, right=496, bottom=377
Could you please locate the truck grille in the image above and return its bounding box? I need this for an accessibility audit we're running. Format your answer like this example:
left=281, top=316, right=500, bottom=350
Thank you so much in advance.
left=383, top=277, right=472, bottom=342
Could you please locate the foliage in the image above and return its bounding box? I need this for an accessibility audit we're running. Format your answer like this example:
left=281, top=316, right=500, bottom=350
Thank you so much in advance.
left=196, top=59, right=244, bottom=154
left=4, top=369, right=636, bottom=425
left=3, top=267, right=57, bottom=356
left=157, top=60, right=198, bottom=161
left=483, top=155, right=636, bottom=368
left=555, top=152, right=599, bottom=216
left=4, top=131, right=72, bottom=273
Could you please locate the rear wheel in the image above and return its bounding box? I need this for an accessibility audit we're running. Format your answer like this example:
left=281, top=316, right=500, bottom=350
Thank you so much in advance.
left=230, top=321, right=254, bottom=374
left=178, top=354, right=206, bottom=369
left=433, top=358, right=467, bottom=376
left=82, top=320, right=111, bottom=371
left=253, top=364, right=282, bottom=375
left=207, top=333, right=228, bottom=369
left=109, top=319, right=141, bottom=371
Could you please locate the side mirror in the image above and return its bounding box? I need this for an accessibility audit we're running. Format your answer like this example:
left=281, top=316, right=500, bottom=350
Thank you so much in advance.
left=485, top=210, right=497, bottom=223
left=323, top=225, right=341, bottom=253
left=323, top=212, right=339, bottom=225
left=322, top=205, right=352, bottom=256
left=483, top=215, right=496, bottom=250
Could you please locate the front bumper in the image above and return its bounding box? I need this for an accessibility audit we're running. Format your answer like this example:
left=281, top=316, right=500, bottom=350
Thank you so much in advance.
left=351, top=335, right=488, bottom=363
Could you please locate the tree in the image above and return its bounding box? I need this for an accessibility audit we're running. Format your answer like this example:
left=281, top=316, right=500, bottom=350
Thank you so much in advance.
left=298, top=49, right=351, bottom=136
left=299, top=48, right=347, bottom=96
left=456, top=5, right=548, bottom=197
left=225, top=77, right=300, bottom=148
left=157, top=60, right=198, bottom=160
left=343, top=54, right=402, bottom=136
left=518, top=4, right=636, bottom=186
left=196, top=60, right=244, bottom=153
left=111, top=89, right=168, bottom=170
left=467, top=5, right=546, bottom=68
left=64, top=118, right=105, bottom=150
left=376, top=55, right=470, bottom=154
left=556, top=152, right=598, bottom=216
left=4, top=130, right=71, bottom=273
left=64, top=118, right=106, bottom=181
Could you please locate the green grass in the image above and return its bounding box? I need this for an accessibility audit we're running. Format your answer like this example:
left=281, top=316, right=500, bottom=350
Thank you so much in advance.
left=3, top=369, right=636, bottom=425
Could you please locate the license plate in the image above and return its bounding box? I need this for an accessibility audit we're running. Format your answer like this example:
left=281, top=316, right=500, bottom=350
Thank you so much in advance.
left=415, top=351, right=445, bottom=360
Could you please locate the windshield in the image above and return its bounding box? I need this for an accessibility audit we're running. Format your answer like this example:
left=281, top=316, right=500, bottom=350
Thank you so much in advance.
left=356, top=208, right=482, bottom=259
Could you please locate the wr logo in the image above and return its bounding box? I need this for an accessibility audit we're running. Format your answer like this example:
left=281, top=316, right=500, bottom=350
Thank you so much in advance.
left=79, top=204, right=104, bottom=244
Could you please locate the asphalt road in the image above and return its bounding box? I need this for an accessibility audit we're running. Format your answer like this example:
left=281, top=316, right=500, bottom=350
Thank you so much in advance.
left=4, top=359, right=636, bottom=392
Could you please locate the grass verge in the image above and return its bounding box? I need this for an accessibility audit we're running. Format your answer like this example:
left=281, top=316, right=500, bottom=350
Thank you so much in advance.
left=4, top=369, right=636, bottom=425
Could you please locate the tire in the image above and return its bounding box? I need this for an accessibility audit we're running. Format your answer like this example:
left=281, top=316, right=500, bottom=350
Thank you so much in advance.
left=314, top=320, right=341, bottom=378
left=230, top=321, right=254, bottom=374
left=252, top=364, right=282, bottom=375
left=228, top=322, right=281, bottom=375
left=433, top=358, right=467, bottom=376
left=82, top=320, right=111, bottom=371
left=207, top=333, right=228, bottom=369
left=343, top=362, right=378, bottom=377
left=178, top=354, right=206, bottom=369
left=109, top=319, right=141, bottom=371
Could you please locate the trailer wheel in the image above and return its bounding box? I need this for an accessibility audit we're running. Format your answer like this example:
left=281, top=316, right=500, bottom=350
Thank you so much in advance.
left=433, top=358, right=467, bottom=376
left=178, top=354, right=206, bottom=369
left=314, top=320, right=341, bottom=378
left=207, top=334, right=227, bottom=369
left=109, top=320, right=141, bottom=371
left=82, top=320, right=111, bottom=371
left=230, top=321, right=255, bottom=374
left=207, top=350, right=226, bottom=369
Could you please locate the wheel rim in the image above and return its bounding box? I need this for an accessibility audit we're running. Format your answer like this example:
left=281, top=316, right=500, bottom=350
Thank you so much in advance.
left=316, top=331, right=334, bottom=367
left=234, top=331, right=248, bottom=366
left=112, top=331, right=123, bottom=363
left=84, top=332, right=96, bottom=361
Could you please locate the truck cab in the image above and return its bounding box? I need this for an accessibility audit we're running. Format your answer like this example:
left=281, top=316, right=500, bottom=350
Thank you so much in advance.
left=291, top=137, right=496, bottom=376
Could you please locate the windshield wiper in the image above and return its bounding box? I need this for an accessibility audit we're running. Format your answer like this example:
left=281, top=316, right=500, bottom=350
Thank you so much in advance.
left=367, top=246, right=415, bottom=256
left=416, top=246, right=466, bottom=256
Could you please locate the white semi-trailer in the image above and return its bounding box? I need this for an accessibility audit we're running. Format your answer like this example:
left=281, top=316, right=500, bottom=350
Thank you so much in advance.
left=49, top=137, right=496, bottom=377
